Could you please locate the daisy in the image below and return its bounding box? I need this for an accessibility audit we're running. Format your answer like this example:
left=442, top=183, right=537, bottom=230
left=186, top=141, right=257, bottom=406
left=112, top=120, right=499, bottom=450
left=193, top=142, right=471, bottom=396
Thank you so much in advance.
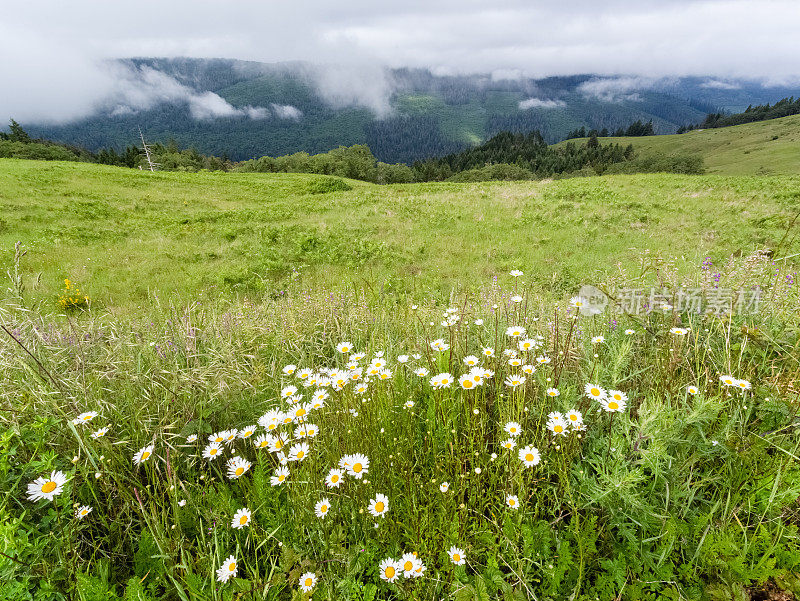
left=521, top=364, right=536, bottom=375
left=74, top=505, right=92, bottom=520
left=377, top=368, right=393, bottom=381
left=501, top=438, right=517, bottom=450
left=91, top=427, right=109, bottom=439
left=735, top=379, right=752, bottom=391
left=27, top=470, right=68, bottom=502
left=474, top=319, right=484, bottom=325
left=226, top=456, right=252, bottom=479
left=350, top=352, right=366, bottom=362
left=238, top=425, right=257, bottom=440
left=430, top=373, right=453, bottom=389
left=397, top=355, right=409, bottom=364
left=504, top=422, right=522, bottom=437
left=506, top=494, right=520, bottom=510
left=368, top=493, right=389, bottom=517
left=404, top=400, right=415, bottom=409
left=566, top=410, right=583, bottom=427
left=379, top=558, right=401, bottom=583
left=74, top=411, right=98, bottom=425
left=312, top=389, right=329, bottom=404
left=186, top=434, right=197, bottom=443
left=546, top=387, right=560, bottom=397
left=304, top=423, right=319, bottom=438
left=570, top=296, right=586, bottom=308
left=231, top=508, right=251, bottom=529
left=459, top=375, right=477, bottom=390
left=270, top=466, right=290, bottom=486
left=209, top=431, right=226, bottom=444
left=203, top=442, right=223, bottom=460
left=607, top=390, right=628, bottom=405
left=519, top=446, right=541, bottom=467
left=326, top=468, right=344, bottom=488
left=506, top=326, right=526, bottom=338
left=518, top=339, right=537, bottom=352
left=591, top=335, right=605, bottom=344
left=299, top=572, right=317, bottom=592
left=504, top=374, right=525, bottom=388
left=624, top=329, right=636, bottom=335
left=510, top=295, right=523, bottom=303
left=463, top=355, right=480, bottom=367
left=216, top=555, right=237, bottom=583
left=670, top=327, right=689, bottom=335
left=400, top=553, right=421, bottom=577
left=448, top=546, right=466, bottom=565
left=355, top=383, right=369, bottom=395
left=253, top=434, right=271, bottom=450
left=133, top=445, right=154, bottom=466
left=584, top=383, right=606, bottom=401
left=288, top=442, right=310, bottom=462
left=411, top=559, right=426, bottom=578
left=536, top=355, right=551, bottom=365
left=258, top=409, right=282, bottom=432
left=439, top=481, right=450, bottom=492
left=281, top=385, right=298, bottom=399
left=600, top=397, right=627, bottom=413
left=282, top=364, right=297, bottom=376
left=336, top=341, right=353, bottom=353
left=687, top=385, right=699, bottom=395
left=345, top=453, right=369, bottom=479
left=222, top=429, right=238, bottom=445
left=508, top=357, right=523, bottom=367
left=297, top=367, right=313, bottom=380
left=719, top=374, right=737, bottom=387
left=547, top=416, right=567, bottom=436
left=315, top=497, right=331, bottom=518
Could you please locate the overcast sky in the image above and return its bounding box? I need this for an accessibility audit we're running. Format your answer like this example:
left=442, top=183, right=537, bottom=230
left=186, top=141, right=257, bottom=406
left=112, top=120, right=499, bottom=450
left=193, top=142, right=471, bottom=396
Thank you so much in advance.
left=2, top=0, right=799, bottom=122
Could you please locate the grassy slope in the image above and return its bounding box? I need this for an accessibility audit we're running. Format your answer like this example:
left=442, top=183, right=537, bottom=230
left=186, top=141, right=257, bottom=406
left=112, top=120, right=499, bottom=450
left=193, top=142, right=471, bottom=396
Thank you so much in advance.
left=1, top=158, right=798, bottom=312
left=554, top=114, right=800, bottom=175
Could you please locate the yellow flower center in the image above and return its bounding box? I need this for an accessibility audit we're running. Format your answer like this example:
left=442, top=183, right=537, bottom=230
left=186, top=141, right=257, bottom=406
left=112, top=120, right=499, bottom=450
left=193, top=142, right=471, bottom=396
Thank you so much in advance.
left=276, top=440, right=283, bottom=449
left=239, top=516, right=248, bottom=525
left=141, top=451, right=150, bottom=460
left=525, top=453, right=534, bottom=461
left=296, top=451, right=305, bottom=459
left=463, top=380, right=473, bottom=388
left=570, top=415, right=577, bottom=421
left=453, top=554, right=461, bottom=562
left=404, top=561, right=413, bottom=571
left=235, top=467, right=244, bottom=476
left=608, top=402, right=619, bottom=410
left=268, top=423, right=276, bottom=430
left=215, top=437, right=223, bottom=443
left=320, top=505, right=327, bottom=512
left=331, top=475, right=339, bottom=483
left=554, top=425, right=563, bottom=433
left=375, top=501, right=385, bottom=513
left=353, top=463, right=362, bottom=472
left=296, top=408, right=306, bottom=417
left=304, top=578, right=312, bottom=587
left=509, top=499, right=516, bottom=506
left=83, top=415, right=92, bottom=420
left=279, top=475, right=285, bottom=482
left=228, top=562, right=236, bottom=571
left=210, top=448, right=218, bottom=455
left=590, top=388, right=600, bottom=396
left=259, top=441, right=268, bottom=448
left=42, top=481, right=57, bottom=493
left=385, top=567, right=395, bottom=578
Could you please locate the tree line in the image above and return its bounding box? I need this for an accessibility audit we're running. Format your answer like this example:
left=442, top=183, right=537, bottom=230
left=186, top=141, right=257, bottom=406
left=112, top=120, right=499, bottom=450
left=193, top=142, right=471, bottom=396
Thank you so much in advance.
left=565, top=119, right=655, bottom=140
left=677, top=97, right=800, bottom=132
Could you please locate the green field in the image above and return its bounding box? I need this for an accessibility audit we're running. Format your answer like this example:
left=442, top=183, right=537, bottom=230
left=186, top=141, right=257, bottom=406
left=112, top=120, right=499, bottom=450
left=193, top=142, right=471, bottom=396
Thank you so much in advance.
left=556, top=114, right=800, bottom=175
left=1, top=158, right=799, bottom=313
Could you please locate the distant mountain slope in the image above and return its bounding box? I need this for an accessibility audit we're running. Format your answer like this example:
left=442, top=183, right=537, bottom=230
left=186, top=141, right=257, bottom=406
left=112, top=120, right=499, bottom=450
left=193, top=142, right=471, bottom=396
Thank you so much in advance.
left=554, top=114, right=800, bottom=175
left=20, top=58, right=800, bottom=163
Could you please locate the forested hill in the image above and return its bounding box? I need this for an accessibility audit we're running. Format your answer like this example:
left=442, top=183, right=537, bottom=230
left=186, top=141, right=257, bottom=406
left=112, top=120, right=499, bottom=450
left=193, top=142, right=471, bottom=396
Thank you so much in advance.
left=20, top=58, right=800, bottom=163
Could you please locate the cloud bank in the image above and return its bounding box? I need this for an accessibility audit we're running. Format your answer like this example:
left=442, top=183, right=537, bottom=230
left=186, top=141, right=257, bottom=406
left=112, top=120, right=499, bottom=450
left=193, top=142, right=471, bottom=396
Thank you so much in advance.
left=518, top=98, right=566, bottom=110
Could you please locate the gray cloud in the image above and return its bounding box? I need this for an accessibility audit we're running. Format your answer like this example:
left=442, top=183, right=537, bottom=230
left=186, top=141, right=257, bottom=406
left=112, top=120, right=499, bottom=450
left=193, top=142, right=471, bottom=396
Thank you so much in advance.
left=577, top=77, right=657, bottom=102
left=270, top=104, right=302, bottom=119
left=518, top=98, right=566, bottom=110
left=2, top=1, right=800, bottom=123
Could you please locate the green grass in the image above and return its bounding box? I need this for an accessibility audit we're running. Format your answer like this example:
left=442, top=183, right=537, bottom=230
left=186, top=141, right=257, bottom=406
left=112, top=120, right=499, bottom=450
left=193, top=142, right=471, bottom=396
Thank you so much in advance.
left=1, top=158, right=799, bottom=314
left=555, top=114, right=800, bottom=175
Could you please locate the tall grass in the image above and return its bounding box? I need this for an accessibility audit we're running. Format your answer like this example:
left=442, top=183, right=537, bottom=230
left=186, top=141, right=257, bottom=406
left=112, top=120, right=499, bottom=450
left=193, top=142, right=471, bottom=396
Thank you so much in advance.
left=1, top=251, right=799, bottom=601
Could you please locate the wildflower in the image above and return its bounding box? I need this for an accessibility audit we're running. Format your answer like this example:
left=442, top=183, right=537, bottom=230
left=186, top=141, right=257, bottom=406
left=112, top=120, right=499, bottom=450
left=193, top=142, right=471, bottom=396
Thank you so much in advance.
left=519, top=339, right=537, bottom=352
left=430, top=373, right=453, bottom=389
left=400, top=553, right=421, bottom=577
left=506, top=326, right=526, bottom=337
left=223, top=429, right=238, bottom=445
left=208, top=431, right=226, bottom=444
left=186, top=434, right=197, bottom=443
left=292, top=403, right=311, bottom=423
left=281, top=385, right=298, bottom=399
left=508, top=357, right=522, bottom=367
left=411, top=559, right=426, bottom=578
left=231, top=508, right=251, bottom=529
left=238, top=425, right=257, bottom=439
left=73, top=411, right=98, bottom=425
left=326, top=468, right=344, bottom=488
left=670, top=327, right=689, bottom=335
left=297, top=367, right=313, bottom=380
left=288, top=442, right=310, bottom=462
left=304, top=423, right=318, bottom=438
left=439, top=481, right=450, bottom=492
left=378, top=368, right=393, bottom=381
left=397, top=355, right=409, bottom=363
left=536, top=355, right=551, bottom=365
left=506, top=494, right=520, bottom=509
left=315, top=498, right=331, bottom=518
left=519, top=446, right=541, bottom=467
left=624, top=329, right=635, bottom=335
left=369, top=493, right=389, bottom=517
left=521, top=364, right=536, bottom=375
left=76, top=505, right=92, bottom=519
left=282, top=364, right=297, bottom=375
left=351, top=352, right=366, bottom=362
left=474, top=319, right=484, bottom=325
left=299, top=572, right=317, bottom=592
left=607, top=389, right=628, bottom=404
left=355, top=382, right=369, bottom=395
left=414, top=367, right=429, bottom=378
left=430, top=339, right=450, bottom=352
left=91, top=427, right=109, bottom=439
left=404, top=400, right=415, bottom=408
left=504, top=421, right=522, bottom=437
left=735, top=378, right=752, bottom=391
left=270, top=466, right=290, bottom=486
left=178, top=499, right=187, bottom=507
left=546, top=387, right=560, bottom=397
left=566, top=410, right=583, bottom=427
left=570, top=296, right=586, bottom=308
left=27, top=470, right=68, bottom=502
left=226, top=456, right=252, bottom=479
left=504, top=374, right=525, bottom=388
left=584, top=383, right=606, bottom=401
left=600, top=396, right=627, bottom=413
left=719, top=374, right=737, bottom=387
left=591, top=335, right=605, bottom=344
left=482, top=347, right=495, bottom=357
left=337, top=341, right=353, bottom=353
left=463, top=355, right=480, bottom=367
left=216, top=555, right=237, bottom=583
left=379, top=558, right=401, bottom=582
left=510, top=269, right=523, bottom=277
left=258, top=409, right=282, bottom=431
left=501, top=439, right=517, bottom=450
left=346, top=453, right=369, bottom=479
left=687, top=385, right=699, bottom=395
left=253, top=434, right=271, bottom=450
left=133, top=445, right=154, bottom=466
left=203, top=442, right=223, bottom=460
left=547, top=416, right=567, bottom=436
left=449, top=546, right=466, bottom=565
left=459, top=374, right=477, bottom=390
left=510, top=295, right=523, bottom=303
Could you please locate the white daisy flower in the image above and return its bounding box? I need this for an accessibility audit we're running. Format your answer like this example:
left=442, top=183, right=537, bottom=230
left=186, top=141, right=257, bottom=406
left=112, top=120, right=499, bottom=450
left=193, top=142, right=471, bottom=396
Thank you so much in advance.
left=216, top=555, right=237, bottom=583
left=133, top=445, right=154, bottom=466
left=368, top=493, right=389, bottom=517
left=448, top=546, right=466, bottom=565
left=299, top=572, right=317, bottom=592
left=231, top=508, right=251, bottom=529
left=518, top=446, right=541, bottom=467
left=203, top=442, right=223, bottom=460
left=505, top=326, right=526, bottom=338
left=506, top=494, right=520, bottom=509
left=270, top=466, right=290, bottom=486
left=226, top=456, right=252, bottom=479
left=27, top=470, right=68, bottom=502
left=288, top=442, right=310, bottom=462
left=336, top=341, right=353, bottom=354
left=91, top=427, right=109, bottom=439
left=439, top=481, right=450, bottom=492
left=584, top=383, right=606, bottom=400
left=504, top=421, right=522, bottom=437
left=326, top=468, right=344, bottom=488
left=315, top=498, right=331, bottom=518
left=76, top=505, right=92, bottom=519
left=379, top=558, right=401, bottom=583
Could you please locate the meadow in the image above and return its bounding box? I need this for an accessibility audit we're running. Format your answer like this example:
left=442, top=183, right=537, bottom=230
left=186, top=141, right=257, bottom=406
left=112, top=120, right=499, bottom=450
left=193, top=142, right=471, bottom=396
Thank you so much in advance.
left=1, top=159, right=800, bottom=600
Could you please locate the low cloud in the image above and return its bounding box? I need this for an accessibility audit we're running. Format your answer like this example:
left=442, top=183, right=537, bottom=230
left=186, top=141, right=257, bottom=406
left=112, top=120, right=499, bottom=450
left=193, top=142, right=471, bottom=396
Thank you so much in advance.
left=271, top=104, right=302, bottom=119
left=518, top=98, right=566, bottom=110
left=302, top=63, right=394, bottom=117
left=700, top=79, right=741, bottom=90
left=577, top=77, right=653, bottom=102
